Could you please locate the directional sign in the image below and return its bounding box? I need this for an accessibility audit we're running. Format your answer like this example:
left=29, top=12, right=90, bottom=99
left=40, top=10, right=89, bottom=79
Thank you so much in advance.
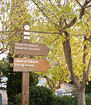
left=14, top=42, right=50, bottom=56
left=14, top=58, right=50, bottom=72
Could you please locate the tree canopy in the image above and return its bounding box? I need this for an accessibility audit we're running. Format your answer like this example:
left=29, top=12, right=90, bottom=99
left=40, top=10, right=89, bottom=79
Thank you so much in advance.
left=0, top=0, right=91, bottom=105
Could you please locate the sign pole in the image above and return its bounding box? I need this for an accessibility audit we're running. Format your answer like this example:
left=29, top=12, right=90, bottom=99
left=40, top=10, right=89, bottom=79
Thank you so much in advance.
left=22, top=22, right=30, bottom=105
left=22, top=72, right=29, bottom=105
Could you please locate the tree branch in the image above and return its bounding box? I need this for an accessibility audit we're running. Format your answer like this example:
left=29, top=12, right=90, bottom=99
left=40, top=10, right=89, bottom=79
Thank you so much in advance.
left=0, top=48, right=8, bottom=54
left=85, top=4, right=91, bottom=8
left=32, top=0, right=61, bottom=29
left=75, top=0, right=82, bottom=7
left=86, top=57, right=91, bottom=80
left=49, top=36, right=60, bottom=43
left=49, top=0, right=53, bottom=6
left=82, top=57, right=91, bottom=87
left=64, top=17, right=77, bottom=28
left=0, top=31, right=11, bottom=33
left=55, top=0, right=61, bottom=7
left=56, top=80, right=62, bottom=89
left=82, top=35, right=88, bottom=83
left=0, top=30, right=87, bottom=37
left=29, top=30, right=59, bottom=34
left=45, top=76, right=53, bottom=89
left=79, top=0, right=91, bottom=19
left=62, top=31, right=80, bottom=88
left=84, top=0, right=91, bottom=6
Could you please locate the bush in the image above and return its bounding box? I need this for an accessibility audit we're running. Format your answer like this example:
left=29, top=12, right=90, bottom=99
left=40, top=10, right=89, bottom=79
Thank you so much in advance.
left=15, top=94, right=21, bottom=105
left=8, top=91, right=91, bottom=105
left=86, top=94, right=91, bottom=105
left=52, top=96, right=76, bottom=105
left=51, top=96, right=63, bottom=105
left=8, top=102, right=15, bottom=105
left=86, top=81, right=91, bottom=94
left=29, top=86, right=54, bottom=105
left=8, top=94, right=21, bottom=105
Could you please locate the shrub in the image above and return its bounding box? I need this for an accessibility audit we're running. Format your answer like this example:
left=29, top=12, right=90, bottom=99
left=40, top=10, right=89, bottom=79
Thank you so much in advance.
left=29, top=86, right=54, bottom=105
left=86, top=81, right=91, bottom=94
left=52, top=95, right=77, bottom=105
left=51, top=96, right=63, bottom=105
left=15, top=94, right=21, bottom=105
left=71, top=96, right=78, bottom=105
left=8, top=94, right=21, bottom=105
left=86, top=94, right=91, bottom=105
left=8, top=91, right=91, bottom=105
left=8, top=102, right=15, bottom=105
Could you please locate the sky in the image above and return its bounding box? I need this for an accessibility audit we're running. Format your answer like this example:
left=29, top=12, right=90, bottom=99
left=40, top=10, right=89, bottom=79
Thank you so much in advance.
left=0, top=52, right=7, bottom=60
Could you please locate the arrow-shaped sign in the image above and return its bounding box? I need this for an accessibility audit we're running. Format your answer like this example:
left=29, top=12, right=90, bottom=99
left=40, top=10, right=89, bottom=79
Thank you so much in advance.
left=14, top=58, right=50, bottom=72
left=14, top=42, right=50, bottom=56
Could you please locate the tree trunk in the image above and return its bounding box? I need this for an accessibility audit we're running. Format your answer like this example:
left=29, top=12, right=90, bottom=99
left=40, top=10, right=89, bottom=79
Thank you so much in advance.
left=77, top=88, right=86, bottom=105
left=53, top=88, right=56, bottom=94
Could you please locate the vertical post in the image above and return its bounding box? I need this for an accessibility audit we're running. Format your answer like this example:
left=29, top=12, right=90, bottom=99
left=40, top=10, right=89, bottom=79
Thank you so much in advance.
left=22, top=22, right=30, bottom=105
left=22, top=72, right=29, bottom=105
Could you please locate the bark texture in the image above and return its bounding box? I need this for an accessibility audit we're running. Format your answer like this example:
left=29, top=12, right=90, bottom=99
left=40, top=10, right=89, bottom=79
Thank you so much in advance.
left=77, top=88, right=86, bottom=105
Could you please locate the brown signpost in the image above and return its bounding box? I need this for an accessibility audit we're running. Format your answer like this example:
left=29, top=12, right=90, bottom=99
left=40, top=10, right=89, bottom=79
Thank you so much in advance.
left=14, top=58, right=50, bottom=72
left=22, top=72, right=29, bottom=105
left=13, top=22, right=50, bottom=105
left=14, top=42, right=50, bottom=56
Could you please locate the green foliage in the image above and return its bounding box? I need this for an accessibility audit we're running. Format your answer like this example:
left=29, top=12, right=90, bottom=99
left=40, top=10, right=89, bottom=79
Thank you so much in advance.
left=86, top=94, right=91, bottom=105
left=1, top=7, right=5, bottom=12
left=29, top=72, right=39, bottom=87
left=52, top=95, right=91, bottom=105
left=8, top=90, right=91, bottom=105
left=86, top=81, right=91, bottom=94
left=8, top=102, right=15, bottom=105
left=51, top=96, right=63, bottom=105
left=15, top=94, right=21, bottom=105
left=8, top=94, right=21, bottom=105
left=29, top=86, right=54, bottom=105
left=7, top=3, right=10, bottom=9
left=0, top=58, right=9, bottom=76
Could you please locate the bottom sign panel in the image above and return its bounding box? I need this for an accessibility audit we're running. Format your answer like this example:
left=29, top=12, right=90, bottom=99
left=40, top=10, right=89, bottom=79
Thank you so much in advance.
left=14, top=58, right=50, bottom=72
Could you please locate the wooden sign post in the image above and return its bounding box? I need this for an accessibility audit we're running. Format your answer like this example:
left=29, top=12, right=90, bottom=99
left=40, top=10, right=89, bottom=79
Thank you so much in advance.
left=22, top=22, right=30, bottom=105
left=22, top=72, right=29, bottom=105
left=13, top=22, right=50, bottom=105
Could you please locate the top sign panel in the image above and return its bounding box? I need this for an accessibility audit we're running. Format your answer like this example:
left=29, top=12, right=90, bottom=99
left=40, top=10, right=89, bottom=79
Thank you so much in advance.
left=14, top=42, right=50, bottom=56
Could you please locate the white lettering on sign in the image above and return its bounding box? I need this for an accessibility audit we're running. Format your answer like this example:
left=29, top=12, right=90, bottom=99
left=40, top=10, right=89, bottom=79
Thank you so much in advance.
left=15, top=63, right=34, bottom=67
left=15, top=43, right=39, bottom=47
left=15, top=46, right=40, bottom=50
left=15, top=60, right=39, bottom=63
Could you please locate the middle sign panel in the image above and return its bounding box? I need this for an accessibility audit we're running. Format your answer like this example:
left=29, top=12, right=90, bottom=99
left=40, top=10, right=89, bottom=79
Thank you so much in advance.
left=14, top=58, right=50, bottom=72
